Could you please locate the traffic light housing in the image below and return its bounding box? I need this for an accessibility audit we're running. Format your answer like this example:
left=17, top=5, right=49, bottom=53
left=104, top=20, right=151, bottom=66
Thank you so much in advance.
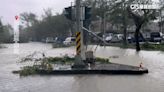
left=85, top=7, right=91, bottom=20
left=64, top=7, right=72, bottom=20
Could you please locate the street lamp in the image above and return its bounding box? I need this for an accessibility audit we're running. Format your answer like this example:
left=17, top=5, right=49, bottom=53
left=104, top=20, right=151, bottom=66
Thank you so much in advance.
left=97, top=13, right=110, bottom=39
left=96, top=15, right=102, bottom=32
left=103, top=11, right=112, bottom=33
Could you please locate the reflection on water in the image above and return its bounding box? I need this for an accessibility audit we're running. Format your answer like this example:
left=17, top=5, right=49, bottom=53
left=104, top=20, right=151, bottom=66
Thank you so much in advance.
left=0, top=42, right=164, bottom=92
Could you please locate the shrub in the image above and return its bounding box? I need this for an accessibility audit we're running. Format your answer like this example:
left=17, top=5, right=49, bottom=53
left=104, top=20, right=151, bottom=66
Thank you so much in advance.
left=19, top=66, right=38, bottom=76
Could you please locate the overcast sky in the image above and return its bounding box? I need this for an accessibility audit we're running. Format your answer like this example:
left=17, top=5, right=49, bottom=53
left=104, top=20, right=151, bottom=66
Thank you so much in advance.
left=0, top=0, right=74, bottom=25
left=0, top=0, right=159, bottom=26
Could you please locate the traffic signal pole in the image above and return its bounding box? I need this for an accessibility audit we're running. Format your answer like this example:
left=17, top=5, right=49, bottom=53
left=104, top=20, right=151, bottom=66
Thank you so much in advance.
left=76, top=0, right=86, bottom=60
left=72, top=0, right=86, bottom=68
left=64, top=0, right=92, bottom=68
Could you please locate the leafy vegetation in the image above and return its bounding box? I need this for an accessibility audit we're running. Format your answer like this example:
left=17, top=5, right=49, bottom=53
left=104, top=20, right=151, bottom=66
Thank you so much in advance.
left=0, top=0, right=164, bottom=50
left=95, top=57, right=110, bottom=64
left=105, top=43, right=164, bottom=51
left=47, top=56, right=75, bottom=65
left=19, top=11, right=74, bottom=41
left=0, top=19, right=13, bottom=43
left=142, top=43, right=164, bottom=51
left=52, top=43, right=70, bottom=48
left=83, top=0, right=164, bottom=52
left=127, top=5, right=157, bottom=51
left=13, top=52, right=111, bottom=76
left=17, top=66, right=38, bottom=76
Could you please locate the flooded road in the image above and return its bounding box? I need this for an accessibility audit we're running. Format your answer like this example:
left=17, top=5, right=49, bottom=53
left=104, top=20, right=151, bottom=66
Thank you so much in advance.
left=0, top=42, right=164, bottom=92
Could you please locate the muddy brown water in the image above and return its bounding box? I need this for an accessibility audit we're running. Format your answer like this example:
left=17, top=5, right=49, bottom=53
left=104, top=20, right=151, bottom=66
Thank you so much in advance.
left=0, top=42, right=164, bottom=92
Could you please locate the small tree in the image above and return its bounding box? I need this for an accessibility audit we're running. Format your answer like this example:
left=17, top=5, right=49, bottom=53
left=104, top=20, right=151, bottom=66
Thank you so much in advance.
left=0, top=19, right=4, bottom=43
left=127, top=7, right=156, bottom=51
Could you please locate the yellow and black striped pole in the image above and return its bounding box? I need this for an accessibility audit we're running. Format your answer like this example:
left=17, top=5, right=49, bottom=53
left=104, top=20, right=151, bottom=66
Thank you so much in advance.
left=76, top=32, right=81, bottom=55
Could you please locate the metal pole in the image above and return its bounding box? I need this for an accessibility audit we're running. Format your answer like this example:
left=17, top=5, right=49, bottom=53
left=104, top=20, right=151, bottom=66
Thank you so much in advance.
left=160, top=9, right=162, bottom=32
left=103, top=11, right=113, bottom=38
left=103, top=12, right=110, bottom=35
left=76, top=0, right=80, bottom=35
left=76, top=0, right=86, bottom=60
left=72, top=0, right=86, bottom=68
left=81, top=7, right=86, bottom=60
left=104, top=14, right=106, bottom=34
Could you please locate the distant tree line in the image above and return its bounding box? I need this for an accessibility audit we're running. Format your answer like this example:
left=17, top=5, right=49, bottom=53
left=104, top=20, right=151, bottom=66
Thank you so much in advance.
left=0, top=19, right=13, bottom=43
left=83, top=0, right=162, bottom=51
left=19, top=9, right=74, bottom=41
left=1, top=0, right=164, bottom=51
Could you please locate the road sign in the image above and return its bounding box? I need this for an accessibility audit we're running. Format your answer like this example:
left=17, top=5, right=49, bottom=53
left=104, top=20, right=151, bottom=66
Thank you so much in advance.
left=76, top=32, right=81, bottom=55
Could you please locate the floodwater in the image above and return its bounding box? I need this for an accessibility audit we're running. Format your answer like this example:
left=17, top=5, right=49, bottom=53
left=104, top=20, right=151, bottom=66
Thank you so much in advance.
left=0, top=42, right=164, bottom=92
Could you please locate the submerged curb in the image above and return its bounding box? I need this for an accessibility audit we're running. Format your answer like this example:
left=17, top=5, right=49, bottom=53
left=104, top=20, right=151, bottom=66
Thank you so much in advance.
left=37, top=69, right=148, bottom=75
left=36, top=63, right=148, bottom=75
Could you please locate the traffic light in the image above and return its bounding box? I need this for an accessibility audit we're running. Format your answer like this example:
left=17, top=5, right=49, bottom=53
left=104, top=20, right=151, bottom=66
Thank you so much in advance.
left=85, top=7, right=91, bottom=20
left=64, top=6, right=72, bottom=20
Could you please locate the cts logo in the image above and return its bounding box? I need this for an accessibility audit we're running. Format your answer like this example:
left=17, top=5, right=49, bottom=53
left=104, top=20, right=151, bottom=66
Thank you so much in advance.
left=130, top=4, right=139, bottom=10
left=130, top=4, right=159, bottom=10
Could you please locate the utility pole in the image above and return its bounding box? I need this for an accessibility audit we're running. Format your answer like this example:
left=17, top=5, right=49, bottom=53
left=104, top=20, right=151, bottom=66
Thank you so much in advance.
left=77, top=0, right=86, bottom=60
left=122, top=0, right=127, bottom=46
left=72, top=0, right=86, bottom=68
left=160, top=9, right=163, bottom=32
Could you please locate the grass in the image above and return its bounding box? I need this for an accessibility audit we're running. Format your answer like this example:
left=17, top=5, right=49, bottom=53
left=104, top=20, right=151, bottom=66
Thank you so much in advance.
left=52, top=43, right=69, bottom=48
left=20, top=66, right=38, bottom=76
left=95, top=57, right=110, bottom=64
left=102, top=42, right=164, bottom=51
left=141, top=43, right=164, bottom=51
left=47, top=56, right=75, bottom=65
left=48, top=56, right=110, bottom=64
left=99, top=42, right=135, bottom=49
left=52, top=43, right=75, bottom=48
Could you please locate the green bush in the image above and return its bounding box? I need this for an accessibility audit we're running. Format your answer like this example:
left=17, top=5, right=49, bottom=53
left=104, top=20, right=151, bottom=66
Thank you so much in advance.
left=19, top=66, right=38, bottom=76
left=142, top=43, right=153, bottom=49
left=95, top=57, right=110, bottom=64
left=47, top=56, right=75, bottom=65
left=15, top=55, right=111, bottom=76
left=52, top=43, right=68, bottom=48
left=142, top=43, right=164, bottom=51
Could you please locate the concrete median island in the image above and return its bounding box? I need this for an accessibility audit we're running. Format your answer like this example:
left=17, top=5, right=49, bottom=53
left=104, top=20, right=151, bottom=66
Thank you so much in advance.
left=13, top=55, right=148, bottom=76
